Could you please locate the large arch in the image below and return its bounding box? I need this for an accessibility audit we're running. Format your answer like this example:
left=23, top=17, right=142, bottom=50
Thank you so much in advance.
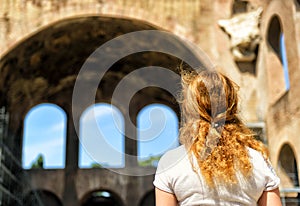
left=0, top=0, right=202, bottom=58
left=0, top=14, right=205, bottom=205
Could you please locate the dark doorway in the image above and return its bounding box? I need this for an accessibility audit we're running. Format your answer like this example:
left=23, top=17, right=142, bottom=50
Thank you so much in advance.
left=279, top=144, right=300, bottom=205
left=81, top=190, right=123, bottom=206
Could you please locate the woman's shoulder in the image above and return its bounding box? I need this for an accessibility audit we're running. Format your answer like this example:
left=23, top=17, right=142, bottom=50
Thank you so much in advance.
left=157, top=145, right=189, bottom=170
left=246, top=147, right=280, bottom=191
left=246, top=146, right=265, bottom=160
left=160, top=145, right=187, bottom=161
left=246, top=147, right=276, bottom=173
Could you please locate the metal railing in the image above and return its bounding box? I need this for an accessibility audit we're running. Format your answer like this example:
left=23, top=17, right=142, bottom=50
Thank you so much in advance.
left=281, top=187, right=300, bottom=206
left=0, top=143, right=23, bottom=206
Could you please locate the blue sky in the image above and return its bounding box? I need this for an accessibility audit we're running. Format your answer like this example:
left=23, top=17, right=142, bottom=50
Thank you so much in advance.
left=22, top=104, right=67, bottom=169
left=22, top=103, right=179, bottom=169
left=280, top=33, right=290, bottom=90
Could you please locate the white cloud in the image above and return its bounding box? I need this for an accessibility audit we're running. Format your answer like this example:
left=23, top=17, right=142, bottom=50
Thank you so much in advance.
left=48, top=121, right=66, bottom=133
left=81, top=105, right=122, bottom=122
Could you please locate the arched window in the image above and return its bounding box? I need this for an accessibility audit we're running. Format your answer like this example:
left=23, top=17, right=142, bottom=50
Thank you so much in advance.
left=232, top=0, right=248, bottom=15
left=79, top=103, right=125, bottom=168
left=137, top=104, right=179, bottom=167
left=295, top=0, right=300, bottom=11
left=267, top=16, right=281, bottom=57
left=267, top=15, right=290, bottom=91
left=22, top=103, right=66, bottom=169
left=278, top=144, right=300, bottom=203
left=278, top=144, right=299, bottom=187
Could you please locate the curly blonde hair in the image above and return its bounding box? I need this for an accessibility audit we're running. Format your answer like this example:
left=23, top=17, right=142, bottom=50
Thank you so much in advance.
left=179, top=69, right=268, bottom=187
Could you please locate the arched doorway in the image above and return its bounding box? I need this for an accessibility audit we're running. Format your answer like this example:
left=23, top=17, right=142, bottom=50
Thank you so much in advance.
left=278, top=143, right=300, bottom=204
left=81, top=190, right=124, bottom=206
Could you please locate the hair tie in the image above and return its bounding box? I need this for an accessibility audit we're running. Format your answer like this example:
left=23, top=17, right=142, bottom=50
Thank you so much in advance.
left=212, top=122, right=219, bottom=128
left=200, top=124, right=221, bottom=160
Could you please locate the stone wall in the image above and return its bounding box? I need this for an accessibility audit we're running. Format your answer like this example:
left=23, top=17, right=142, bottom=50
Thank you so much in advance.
left=259, top=0, right=300, bottom=191
left=0, top=0, right=204, bottom=57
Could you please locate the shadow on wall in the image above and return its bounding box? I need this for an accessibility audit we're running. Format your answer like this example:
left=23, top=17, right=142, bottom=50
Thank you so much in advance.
left=23, top=189, right=62, bottom=206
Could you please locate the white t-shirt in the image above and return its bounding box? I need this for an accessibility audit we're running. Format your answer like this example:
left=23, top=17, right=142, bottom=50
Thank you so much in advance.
left=153, top=145, right=280, bottom=206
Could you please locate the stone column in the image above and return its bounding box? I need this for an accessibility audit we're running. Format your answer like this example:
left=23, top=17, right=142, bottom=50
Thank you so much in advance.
left=124, top=113, right=138, bottom=168
left=62, top=112, right=79, bottom=206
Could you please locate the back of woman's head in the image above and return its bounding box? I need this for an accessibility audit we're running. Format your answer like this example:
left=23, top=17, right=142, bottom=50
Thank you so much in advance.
left=179, top=69, right=268, bottom=187
left=181, top=70, right=238, bottom=125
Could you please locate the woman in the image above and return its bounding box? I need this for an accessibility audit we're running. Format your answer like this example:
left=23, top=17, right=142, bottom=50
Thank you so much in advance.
left=153, top=69, right=282, bottom=205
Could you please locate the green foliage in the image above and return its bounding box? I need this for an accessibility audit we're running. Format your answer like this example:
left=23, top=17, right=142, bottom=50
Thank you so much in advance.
left=91, top=162, right=103, bottom=168
left=138, top=155, right=161, bottom=167
left=30, top=154, right=44, bottom=169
